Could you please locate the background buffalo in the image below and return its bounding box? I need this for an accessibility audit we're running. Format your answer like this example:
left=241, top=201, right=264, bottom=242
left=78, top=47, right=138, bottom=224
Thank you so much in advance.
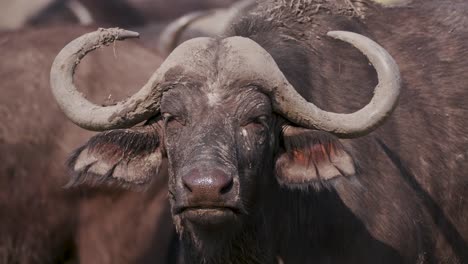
left=0, top=0, right=238, bottom=30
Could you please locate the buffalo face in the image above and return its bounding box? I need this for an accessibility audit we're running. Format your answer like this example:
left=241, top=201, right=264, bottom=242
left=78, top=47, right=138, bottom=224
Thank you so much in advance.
left=161, top=83, right=275, bottom=236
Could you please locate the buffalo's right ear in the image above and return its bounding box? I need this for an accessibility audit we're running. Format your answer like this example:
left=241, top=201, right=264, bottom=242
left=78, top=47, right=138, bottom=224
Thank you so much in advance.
left=275, top=125, right=356, bottom=190
left=66, top=122, right=165, bottom=189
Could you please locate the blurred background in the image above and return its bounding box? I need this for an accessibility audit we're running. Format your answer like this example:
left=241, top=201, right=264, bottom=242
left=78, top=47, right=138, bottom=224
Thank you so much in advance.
left=0, top=0, right=247, bottom=52
left=0, top=0, right=238, bottom=29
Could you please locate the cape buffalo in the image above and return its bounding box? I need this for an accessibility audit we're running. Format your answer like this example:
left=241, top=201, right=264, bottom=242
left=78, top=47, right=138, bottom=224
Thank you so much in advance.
left=0, top=26, right=175, bottom=263
left=51, top=0, right=468, bottom=263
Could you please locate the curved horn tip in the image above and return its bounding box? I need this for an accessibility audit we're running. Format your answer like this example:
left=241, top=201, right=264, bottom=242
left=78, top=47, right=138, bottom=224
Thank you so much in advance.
left=326, top=30, right=358, bottom=40
left=98, top=27, right=140, bottom=39
left=326, top=30, right=341, bottom=36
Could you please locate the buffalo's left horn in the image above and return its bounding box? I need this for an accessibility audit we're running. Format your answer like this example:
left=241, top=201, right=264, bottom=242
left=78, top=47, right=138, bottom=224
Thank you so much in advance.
left=50, top=28, right=163, bottom=131
left=270, top=31, right=401, bottom=138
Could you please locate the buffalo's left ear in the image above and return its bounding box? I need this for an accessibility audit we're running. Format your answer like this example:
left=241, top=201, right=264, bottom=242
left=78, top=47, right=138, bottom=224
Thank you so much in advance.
left=275, top=125, right=356, bottom=189
left=66, top=122, right=166, bottom=189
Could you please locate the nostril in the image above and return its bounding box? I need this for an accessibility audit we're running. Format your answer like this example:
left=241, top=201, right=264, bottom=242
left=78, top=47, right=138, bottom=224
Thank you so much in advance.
left=183, top=181, right=193, bottom=192
left=182, top=169, right=200, bottom=193
left=220, top=177, right=234, bottom=195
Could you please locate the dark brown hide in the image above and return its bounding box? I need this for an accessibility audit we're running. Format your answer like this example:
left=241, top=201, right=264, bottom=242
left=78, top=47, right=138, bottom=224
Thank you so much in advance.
left=227, top=0, right=468, bottom=263
left=0, top=27, right=174, bottom=263
left=65, top=0, right=468, bottom=263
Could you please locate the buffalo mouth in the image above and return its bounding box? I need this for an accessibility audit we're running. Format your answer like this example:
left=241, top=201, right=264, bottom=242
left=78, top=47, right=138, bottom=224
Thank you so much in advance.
left=176, top=206, right=241, bottom=226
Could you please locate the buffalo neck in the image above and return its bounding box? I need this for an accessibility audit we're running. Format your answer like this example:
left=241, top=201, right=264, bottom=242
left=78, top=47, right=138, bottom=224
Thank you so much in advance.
left=178, top=212, right=275, bottom=264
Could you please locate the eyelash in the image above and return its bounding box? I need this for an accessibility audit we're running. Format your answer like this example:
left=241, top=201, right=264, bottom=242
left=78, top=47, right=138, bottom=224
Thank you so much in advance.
left=163, top=113, right=186, bottom=127
left=243, top=116, right=268, bottom=127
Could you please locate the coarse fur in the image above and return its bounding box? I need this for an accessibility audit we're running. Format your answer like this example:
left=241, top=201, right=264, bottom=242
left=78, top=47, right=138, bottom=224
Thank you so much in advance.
left=66, top=0, right=468, bottom=263
left=231, top=1, right=468, bottom=263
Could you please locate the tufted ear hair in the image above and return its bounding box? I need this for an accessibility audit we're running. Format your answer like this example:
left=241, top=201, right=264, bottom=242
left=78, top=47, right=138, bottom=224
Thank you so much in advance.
left=66, top=121, right=166, bottom=189
left=275, top=125, right=356, bottom=190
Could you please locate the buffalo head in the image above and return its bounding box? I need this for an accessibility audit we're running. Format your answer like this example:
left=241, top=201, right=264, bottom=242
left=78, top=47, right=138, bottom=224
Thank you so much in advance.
left=51, top=28, right=400, bottom=253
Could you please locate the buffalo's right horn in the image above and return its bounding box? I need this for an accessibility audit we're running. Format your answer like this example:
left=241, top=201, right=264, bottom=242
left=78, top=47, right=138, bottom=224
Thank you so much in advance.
left=50, top=28, right=164, bottom=131
left=268, top=31, right=401, bottom=138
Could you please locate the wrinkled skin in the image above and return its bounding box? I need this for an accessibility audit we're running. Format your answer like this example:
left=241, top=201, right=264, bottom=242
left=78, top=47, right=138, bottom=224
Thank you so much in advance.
left=162, top=84, right=275, bottom=251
